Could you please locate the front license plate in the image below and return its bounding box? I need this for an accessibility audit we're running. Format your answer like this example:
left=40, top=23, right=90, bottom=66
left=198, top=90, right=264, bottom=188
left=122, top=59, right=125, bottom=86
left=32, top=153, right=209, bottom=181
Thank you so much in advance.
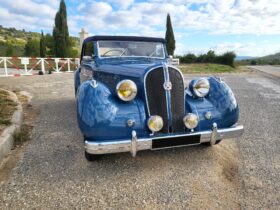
left=152, top=135, right=201, bottom=149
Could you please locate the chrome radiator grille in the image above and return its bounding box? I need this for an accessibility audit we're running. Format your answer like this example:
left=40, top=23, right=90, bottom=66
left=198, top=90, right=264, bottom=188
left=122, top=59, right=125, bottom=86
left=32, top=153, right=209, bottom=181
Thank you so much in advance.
left=145, top=65, right=185, bottom=133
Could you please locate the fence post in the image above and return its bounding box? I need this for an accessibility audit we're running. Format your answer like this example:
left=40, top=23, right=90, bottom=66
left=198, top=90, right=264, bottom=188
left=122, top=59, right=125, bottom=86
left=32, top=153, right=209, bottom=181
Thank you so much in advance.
left=67, top=58, right=71, bottom=72
left=54, top=58, right=59, bottom=73
left=41, top=58, right=45, bottom=74
left=3, top=57, right=8, bottom=76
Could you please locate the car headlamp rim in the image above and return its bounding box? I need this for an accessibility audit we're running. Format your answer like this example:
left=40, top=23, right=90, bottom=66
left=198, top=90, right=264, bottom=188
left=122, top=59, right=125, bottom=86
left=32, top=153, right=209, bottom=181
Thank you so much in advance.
left=147, top=115, right=163, bottom=132
left=191, top=78, right=210, bottom=98
left=183, top=113, right=199, bottom=129
left=116, top=79, right=137, bottom=101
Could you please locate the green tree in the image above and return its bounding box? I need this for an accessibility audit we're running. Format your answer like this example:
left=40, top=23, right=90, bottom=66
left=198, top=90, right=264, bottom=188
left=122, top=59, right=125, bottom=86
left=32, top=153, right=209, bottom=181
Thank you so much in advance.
left=165, top=13, right=176, bottom=56
left=45, top=34, right=54, bottom=56
left=250, top=60, right=257, bottom=65
left=40, top=31, right=46, bottom=57
left=180, top=53, right=197, bottom=63
left=5, top=43, right=13, bottom=56
left=24, top=38, right=40, bottom=56
left=205, top=50, right=216, bottom=63
left=218, top=52, right=236, bottom=67
left=53, top=0, right=70, bottom=57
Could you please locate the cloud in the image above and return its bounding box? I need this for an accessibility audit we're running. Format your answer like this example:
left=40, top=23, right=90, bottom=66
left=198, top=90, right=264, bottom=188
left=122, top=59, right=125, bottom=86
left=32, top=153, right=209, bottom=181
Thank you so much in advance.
left=105, top=0, right=134, bottom=9
left=178, top=41, right=280, bottom=57
left=212, top=42, right=280, bottom=57
left=0, top=0, right=56, bottom=18
left=88, top=2, right=113, bottom=17
left=1, top=0, right=280, bottom=56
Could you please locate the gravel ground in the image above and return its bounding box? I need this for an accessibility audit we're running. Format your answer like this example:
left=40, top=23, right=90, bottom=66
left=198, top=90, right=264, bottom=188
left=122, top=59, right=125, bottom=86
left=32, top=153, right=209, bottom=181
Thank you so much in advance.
left=0, top=71, right=279, bottom=209
left=248, top=65, right=280, bottom=78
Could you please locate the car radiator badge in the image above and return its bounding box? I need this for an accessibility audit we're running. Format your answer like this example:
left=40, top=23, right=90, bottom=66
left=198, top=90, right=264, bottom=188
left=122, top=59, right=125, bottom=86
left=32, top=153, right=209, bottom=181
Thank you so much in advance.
left=163, top=81, right=172, bottom=90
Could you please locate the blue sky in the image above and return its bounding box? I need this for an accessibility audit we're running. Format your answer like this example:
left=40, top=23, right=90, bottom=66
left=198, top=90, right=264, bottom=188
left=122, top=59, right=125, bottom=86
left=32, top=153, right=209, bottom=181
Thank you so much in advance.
left=0, top=0, right=279, bottom=57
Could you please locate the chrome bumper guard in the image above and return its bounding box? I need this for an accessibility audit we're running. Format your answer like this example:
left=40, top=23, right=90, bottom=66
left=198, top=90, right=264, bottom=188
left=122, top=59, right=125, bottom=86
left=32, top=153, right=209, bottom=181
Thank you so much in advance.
left=85, top=124, right=244, bottom=157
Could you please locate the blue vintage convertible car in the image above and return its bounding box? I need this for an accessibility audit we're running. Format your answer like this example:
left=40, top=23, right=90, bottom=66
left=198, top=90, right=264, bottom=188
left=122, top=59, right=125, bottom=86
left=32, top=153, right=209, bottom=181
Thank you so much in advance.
left=74, top=35, right=244, bottom=161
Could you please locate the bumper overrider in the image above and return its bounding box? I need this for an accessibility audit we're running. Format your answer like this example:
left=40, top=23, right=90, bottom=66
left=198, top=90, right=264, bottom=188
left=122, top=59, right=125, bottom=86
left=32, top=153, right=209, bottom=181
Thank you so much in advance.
left=85, top=123, right=244, bottom=157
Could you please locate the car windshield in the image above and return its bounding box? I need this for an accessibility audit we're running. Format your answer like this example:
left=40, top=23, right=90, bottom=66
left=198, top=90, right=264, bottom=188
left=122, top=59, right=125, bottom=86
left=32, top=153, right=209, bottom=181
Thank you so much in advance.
left=98, top=41, right=165, bottom=58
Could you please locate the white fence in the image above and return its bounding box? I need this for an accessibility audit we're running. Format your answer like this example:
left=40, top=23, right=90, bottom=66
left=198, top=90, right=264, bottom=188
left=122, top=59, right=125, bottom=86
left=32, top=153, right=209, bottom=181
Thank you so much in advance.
left=0, top=56, right=180, bottom=77
left=169, top=58, right=180, bottom=66
left=0, top=57, right=80, bottom=77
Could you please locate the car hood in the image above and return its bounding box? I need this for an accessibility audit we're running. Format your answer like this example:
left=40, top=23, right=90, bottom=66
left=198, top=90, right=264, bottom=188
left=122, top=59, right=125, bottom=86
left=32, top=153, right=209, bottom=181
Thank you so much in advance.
left=97, top=62, right=163, bottom=79
left=94, top=60, right=166, bottom=99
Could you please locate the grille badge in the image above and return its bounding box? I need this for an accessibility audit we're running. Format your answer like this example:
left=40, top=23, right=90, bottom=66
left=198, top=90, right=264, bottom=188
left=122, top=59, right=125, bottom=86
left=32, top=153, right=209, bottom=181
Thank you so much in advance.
left=163, top=81, right=172, bottom=90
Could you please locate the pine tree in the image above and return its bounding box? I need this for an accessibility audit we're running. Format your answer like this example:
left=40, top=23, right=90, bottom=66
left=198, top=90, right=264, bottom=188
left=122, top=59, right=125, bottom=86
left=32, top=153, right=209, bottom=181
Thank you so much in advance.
left=40, top=31, right=46, bottom=57
left=165, top=14, right=176, bottom=56
left=53, top=0, right=70, bottom=57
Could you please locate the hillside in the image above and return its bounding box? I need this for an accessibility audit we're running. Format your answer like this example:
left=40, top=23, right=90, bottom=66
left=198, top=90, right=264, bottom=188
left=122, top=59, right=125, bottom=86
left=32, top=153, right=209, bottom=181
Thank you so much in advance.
left=237, top=52, right=280, bottom=65
left=235, top=56, right=253, bottom=61
left=0, top=25, right=79, bottom=57
left=258, top=52, right=280, bottom=63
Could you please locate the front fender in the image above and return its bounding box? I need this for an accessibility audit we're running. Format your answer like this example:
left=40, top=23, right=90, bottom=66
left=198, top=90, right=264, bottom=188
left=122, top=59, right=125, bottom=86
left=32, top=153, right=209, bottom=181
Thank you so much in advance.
left=74, top=69, right=80, bottom=94
left=77, top=80, right=148, bottom=141
left=185, top=77, right=239, bottom=131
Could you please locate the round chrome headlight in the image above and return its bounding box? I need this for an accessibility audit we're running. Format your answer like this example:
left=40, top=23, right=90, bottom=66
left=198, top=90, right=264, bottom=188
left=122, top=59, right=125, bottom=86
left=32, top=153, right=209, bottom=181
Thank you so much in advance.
left=191, top=78, right=210, bottom=97
left=183, top=113, right=199, bottom=129
left=116, top=80, right=137, bottom=101
left=147, top=115, right=163, bottom=132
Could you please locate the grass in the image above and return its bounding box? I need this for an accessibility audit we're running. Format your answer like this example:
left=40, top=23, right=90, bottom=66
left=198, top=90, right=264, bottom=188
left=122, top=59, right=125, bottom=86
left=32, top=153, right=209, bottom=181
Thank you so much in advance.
left=13, top=125, right=31, bottom=144
left=0, top=90, right=17, bottom=130
left=178, top=63, right=248, bottom=74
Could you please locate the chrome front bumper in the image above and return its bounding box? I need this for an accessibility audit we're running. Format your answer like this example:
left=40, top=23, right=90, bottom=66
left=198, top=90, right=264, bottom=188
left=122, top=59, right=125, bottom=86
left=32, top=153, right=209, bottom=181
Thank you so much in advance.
left=85, top=124, right=244, bottom=157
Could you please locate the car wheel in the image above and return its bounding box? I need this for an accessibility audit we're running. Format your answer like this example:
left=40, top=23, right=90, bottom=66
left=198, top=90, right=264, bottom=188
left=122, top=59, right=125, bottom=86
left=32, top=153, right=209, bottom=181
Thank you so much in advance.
left=84, top=150, right=102, bottom=161
left=202, top=140, right=222, bottom=146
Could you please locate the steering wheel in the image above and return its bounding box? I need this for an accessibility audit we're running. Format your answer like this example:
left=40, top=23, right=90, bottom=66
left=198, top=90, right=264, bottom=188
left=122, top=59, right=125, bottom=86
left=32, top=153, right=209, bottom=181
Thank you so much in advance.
left=102, top=49, right=126, bottom=56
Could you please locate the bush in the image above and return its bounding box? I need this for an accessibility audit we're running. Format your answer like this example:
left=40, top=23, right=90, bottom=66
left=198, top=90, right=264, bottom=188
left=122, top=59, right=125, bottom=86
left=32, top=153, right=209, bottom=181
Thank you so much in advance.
left=204, top=50, right=216, bottom=63
left=180, top=53, right=197, bottom=63
left=250, top=60, right=257, bottom=65
left=180, top=50, right=236, bottom=67
left=218, top=51, right=236, bottom=67
left=25, top=38, right=40, bottom=56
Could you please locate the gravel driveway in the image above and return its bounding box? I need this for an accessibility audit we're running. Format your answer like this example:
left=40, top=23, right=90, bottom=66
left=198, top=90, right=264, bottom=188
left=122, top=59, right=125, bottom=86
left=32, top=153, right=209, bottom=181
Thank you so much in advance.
left=0, top=72, right=279, bottom=209
left=248, top=65, right=280, bottom=78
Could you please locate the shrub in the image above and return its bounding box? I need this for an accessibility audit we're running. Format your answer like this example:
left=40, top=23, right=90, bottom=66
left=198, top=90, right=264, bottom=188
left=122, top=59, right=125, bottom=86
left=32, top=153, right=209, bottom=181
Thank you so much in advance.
left=180, top=53, right=197, bottom=63
left=217, top=51, right=236, bottom=67
left=250, top=60, right=257, bottom=65
left=180, top=50, right=236, bottom=67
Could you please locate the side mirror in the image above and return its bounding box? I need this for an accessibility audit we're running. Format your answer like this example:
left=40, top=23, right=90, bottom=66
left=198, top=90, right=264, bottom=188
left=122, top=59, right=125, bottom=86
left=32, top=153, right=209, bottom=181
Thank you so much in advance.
left=82, top=55, right=95, bottom=63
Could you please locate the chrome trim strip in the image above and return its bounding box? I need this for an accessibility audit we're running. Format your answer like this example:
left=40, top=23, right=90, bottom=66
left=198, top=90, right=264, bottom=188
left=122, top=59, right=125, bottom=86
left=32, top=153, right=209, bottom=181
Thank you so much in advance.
left=163, top=63, right=172, bottom=128
left=85, top=125, right=244, bottom=155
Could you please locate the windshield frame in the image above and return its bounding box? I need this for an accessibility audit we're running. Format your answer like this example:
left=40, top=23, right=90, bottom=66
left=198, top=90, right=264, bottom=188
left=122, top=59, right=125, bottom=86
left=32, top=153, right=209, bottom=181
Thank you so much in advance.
left=96, top=40, right=166, bottom=59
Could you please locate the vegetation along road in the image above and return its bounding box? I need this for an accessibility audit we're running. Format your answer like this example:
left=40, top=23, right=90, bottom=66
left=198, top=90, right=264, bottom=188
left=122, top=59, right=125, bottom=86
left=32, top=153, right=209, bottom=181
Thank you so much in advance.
left=0, top=70, right=279, bottom=209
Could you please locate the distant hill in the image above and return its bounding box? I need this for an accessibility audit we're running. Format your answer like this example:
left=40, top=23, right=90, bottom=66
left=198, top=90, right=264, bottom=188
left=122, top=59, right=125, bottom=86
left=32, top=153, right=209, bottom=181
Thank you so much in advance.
left=235, top=56, right=253, bottom=61
left=258, top=52, right=280, bottom=61
left=0, top=25, right=79, bottom=57
left=236, top=52, right=280, bottom=65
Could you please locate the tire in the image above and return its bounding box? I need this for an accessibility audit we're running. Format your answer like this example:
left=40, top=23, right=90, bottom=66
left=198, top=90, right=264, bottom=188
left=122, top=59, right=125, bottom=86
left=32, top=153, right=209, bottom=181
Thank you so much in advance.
left=84, top=150, right=102, bottom=161
left=202, top=140, right=222, bottom=146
